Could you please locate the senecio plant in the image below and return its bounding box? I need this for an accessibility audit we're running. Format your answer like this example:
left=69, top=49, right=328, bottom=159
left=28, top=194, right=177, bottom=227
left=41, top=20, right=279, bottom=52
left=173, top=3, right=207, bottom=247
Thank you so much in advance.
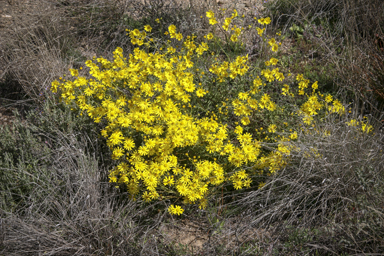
left=51, top=9, right=372, bottom=215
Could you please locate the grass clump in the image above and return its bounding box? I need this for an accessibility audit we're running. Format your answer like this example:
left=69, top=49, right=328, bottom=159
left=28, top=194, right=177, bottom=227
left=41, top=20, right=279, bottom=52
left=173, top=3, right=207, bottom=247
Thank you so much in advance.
left=234, top=114, right=384, bottom=254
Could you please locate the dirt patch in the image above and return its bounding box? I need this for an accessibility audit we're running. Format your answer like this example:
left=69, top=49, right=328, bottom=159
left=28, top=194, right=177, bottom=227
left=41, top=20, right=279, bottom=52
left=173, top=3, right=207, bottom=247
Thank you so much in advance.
left=158, top=216, right=272, bottom=253
left=160, top=219, right=209, bottom=251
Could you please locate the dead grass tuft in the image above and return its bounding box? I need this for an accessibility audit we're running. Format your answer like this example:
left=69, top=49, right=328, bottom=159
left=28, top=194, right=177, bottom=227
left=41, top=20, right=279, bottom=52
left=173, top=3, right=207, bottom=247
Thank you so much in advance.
left=230, top=115, right=384, bottom=254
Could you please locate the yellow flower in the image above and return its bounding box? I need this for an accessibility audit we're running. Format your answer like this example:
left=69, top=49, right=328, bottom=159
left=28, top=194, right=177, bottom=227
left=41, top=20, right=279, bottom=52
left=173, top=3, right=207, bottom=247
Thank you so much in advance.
left=243, top=178, right=252, bottom=188
left=84, top=87, right=94, bottom=96
left=209, top=18, right=218, bottom=25
left=258, top=17, right=271, bottom=25
left=176, top=33, right=183, bottom=41
left=163, top=176, right=175, bottom=186
left=238, top=92, right=249, bottom=100
left=109, top=131, right=124, bottom=145
left=302, top=115, right=314, bottom=125
left=271, top=43, right=279, bottom=52
left=167, top=46, right=176, bottom=54
left=264, top=17, right=271, bottom=25
left=257, top=27, right=265, bottom=36
left=234, top=180, right=242, bottom=190
left=168, top=24, right=177, bottom=34
left=144, top=25, right=152, bottom=32
left=325, top=94, right=333, bottom=103
left=296, top=74, right=304, bottom=81
left=290, top=131, right=298, bottom=140
left=206, top=33, right=214, bottom=40
left=131, top=29, right=140, bottom=37
left=138, top=146, right=149, bottom=156
left=101, top=129, right=108, bottom=138
left=118, top=116, right=131, bottom=128
left=224, top=17, right=232, bottom=26
left=123, top=138, right=135, bottom=150
left=70, top=69, right=79, bottom=77
left=275, top=72, right=285, bottom=81
left=282, top=84, right=290, bottom=96
left=361, top=123, right=373, bottom=134
left=329, top=99, right=345, bottom=114
left=236, top=170, right=247, bottom=180
left=109, top=175, right=117, bottom=183
left=270, top=58, right=278, bottom=65
left=347, top=119, right=359, bottom=127
left=268, top=38, right=276, bottom=46
left=196, top=88, right=207, bottom=97
left=312, top=81, right=318, bottom=90
left=112, top=147, right=124, bottom=160
left=206, top=10, right=215, bottom=18
left=268, top=124, right=277, bottom=133
left=241, top=116, right=250, bottom=125
left=142, top=191, right=151, bottom=202
left=232, top=9, right=238, bottom=18
left=168, top=205, right=184, bottom=215
left=234, top=125, right=243, bottom=134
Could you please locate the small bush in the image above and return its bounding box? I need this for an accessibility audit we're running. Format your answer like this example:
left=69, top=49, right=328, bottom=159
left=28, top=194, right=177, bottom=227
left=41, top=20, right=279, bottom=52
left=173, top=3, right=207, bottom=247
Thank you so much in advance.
left=51, top=8, right=363, bottom=216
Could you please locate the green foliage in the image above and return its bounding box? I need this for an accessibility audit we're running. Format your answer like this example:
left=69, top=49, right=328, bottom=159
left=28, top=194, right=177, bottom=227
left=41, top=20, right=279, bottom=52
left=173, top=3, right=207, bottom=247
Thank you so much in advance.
left=0, top=117, right=51, bottom=211
left=0, top=95, right=108, bottom=212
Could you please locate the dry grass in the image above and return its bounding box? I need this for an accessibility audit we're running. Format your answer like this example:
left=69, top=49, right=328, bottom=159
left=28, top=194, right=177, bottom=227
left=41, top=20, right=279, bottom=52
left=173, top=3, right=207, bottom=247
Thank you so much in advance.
left=230, top=115, right=384, bottom=254
left=1, top=141, right=142, bottom=255
left=0, top=109, right=160, bottom=255
left=0, top=0, right=78, bottom=103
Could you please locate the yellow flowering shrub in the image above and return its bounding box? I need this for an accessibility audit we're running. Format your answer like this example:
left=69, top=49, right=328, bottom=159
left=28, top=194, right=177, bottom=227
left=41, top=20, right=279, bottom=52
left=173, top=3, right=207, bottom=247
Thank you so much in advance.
left=51, top=9, right=349, bottom=214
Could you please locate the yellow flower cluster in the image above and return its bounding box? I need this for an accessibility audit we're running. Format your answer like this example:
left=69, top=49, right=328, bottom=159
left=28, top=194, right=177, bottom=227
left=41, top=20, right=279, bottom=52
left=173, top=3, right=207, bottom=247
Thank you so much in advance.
left=206, top=9, right=275, bottom=51
left=222, top=9, right=237, bottom=31
left=128, top=29, right=148, bottom=46
left=258, top=17, right=271, bottom=25
left=209, top=55, right=249, bottom=81
left=347, top=118, right=373, bottom=134
left=168, top=204, right=184, bottom=215
left=261, top=67, right=284, bottom=82
left=168, top=25, right=183, bottom=41
left=51, top=10, right=350, bottom=215
left=206, top=10, right=218, bottom=25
